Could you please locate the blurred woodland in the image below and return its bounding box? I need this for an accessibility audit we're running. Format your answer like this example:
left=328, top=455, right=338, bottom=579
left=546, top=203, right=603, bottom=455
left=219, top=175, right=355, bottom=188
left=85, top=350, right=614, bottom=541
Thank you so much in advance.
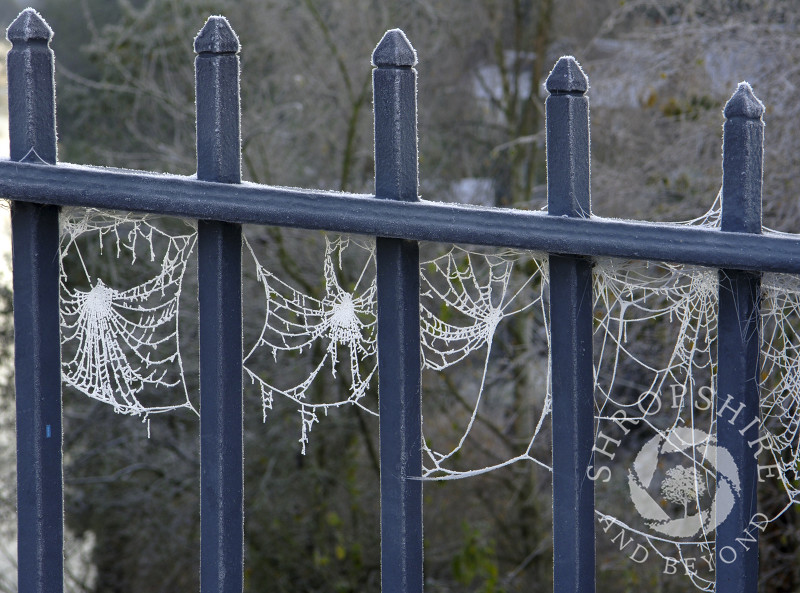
left=1, top=0, right=800, bottom=592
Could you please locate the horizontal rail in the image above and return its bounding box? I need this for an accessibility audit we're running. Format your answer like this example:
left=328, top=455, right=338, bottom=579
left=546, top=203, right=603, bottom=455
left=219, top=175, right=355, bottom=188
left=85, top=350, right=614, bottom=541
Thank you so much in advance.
left=2, top=159, right=800, bottom=273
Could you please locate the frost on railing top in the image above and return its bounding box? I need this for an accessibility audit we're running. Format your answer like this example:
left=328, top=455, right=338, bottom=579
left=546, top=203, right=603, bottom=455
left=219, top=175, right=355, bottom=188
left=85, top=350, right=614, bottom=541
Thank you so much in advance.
left=371, top=28, right=417, bottom=67
left=6, top=8, right=56, bottom=165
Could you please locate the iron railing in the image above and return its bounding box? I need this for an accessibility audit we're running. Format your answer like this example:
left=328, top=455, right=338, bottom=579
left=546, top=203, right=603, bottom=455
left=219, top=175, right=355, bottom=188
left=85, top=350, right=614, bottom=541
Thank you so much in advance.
left=2, top=6, right=794, bottom=593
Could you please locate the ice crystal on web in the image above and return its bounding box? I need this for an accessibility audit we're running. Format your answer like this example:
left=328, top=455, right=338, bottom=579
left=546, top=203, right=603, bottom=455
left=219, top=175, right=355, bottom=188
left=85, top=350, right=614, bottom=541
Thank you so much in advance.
left=60, top=208, right=196, bottom=419
left=243, top=235, right=377, bottom=453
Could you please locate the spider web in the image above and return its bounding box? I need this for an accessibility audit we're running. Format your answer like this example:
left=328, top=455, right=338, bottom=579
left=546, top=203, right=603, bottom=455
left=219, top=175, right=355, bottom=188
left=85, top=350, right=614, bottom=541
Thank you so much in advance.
left=592, top=256, right=719, bottom=591
left=416, top=238, right=721, bottom=589
left=590, top=200, right=800, bottom=591
left=419, top=245, right=550, bottom=479
left=54, top=197, right=800, bottom=590
left=586, top=195, right=723, bottom=590
left=243, top=234, right=377, bottom=453
left=60, top=208, right=197, bottom=421
left=411, top=196, right=800, bottom=591
left=759, top=270, right=800, bottom=519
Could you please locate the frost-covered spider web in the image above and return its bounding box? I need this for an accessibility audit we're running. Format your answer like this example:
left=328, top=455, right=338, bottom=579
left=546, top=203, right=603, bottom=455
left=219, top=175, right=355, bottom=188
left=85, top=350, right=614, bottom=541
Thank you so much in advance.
left=54, top=198, right=800, bottom=591
left=60, top=208, right=197, bottom=421
left=243, top=234, right=377, bottom=453
left=410, top=196, right=800, bottom=591
left=589, top=203, right=800, bottom=591
left=759, top=271, right=800, bottom=517
left=592, top=256, right=719, bottom=591
left=419, top=246, right=551, bottom=479
left=588, top=195, right=724, bottom=590
left=758, top=217, right=800, bottom=506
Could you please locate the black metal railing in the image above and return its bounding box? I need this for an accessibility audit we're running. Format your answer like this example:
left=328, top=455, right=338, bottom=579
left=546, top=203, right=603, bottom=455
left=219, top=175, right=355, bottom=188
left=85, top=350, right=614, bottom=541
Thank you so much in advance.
left=3, top=6, right=791, bottom=593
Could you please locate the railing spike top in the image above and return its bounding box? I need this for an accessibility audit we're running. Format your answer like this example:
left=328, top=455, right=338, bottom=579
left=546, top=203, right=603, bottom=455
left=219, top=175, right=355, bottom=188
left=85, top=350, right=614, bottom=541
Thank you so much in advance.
left=372, top=29, right=417, bottom=68
left=6, top=8, right=52, bottom=44
left=545, top=56, right=588, bottom=94
left=194, top=15, right=239, bottom=55
left=724, top=81, right=764, bottom=120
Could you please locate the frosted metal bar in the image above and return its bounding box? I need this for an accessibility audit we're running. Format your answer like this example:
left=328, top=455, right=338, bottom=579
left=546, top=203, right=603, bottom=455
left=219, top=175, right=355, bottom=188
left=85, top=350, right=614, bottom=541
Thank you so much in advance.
left=373, top=29, right=424, bottom=593
left=7, top=9, right=63, bottom=593
left=195, top=17, right=244, bottom=593
left=546, top=57, right=595, bottom=593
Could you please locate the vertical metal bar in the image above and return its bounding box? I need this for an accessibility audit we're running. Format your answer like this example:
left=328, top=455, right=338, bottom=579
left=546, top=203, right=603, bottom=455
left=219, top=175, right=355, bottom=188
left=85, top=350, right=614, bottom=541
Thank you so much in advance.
left=372, top=29, right=423, bottom=593
left=716, top=83, right=764, bottom=593
left=546, top=57, right=595, bottom=593
left=6, top=10, right=62, bottom=593
left=195, top=16, right=244, bottom=593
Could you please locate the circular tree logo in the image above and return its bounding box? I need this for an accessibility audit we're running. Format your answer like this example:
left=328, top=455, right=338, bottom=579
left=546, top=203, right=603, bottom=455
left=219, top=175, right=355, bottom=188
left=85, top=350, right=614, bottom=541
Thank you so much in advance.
left=627, top=427, right=740, bottom=538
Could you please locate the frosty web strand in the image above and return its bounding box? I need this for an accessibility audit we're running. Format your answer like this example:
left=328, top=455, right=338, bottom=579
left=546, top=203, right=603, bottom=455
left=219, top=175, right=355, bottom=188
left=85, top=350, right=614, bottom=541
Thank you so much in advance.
left=419, top=246, right=551, bottom=479
left=243, top=235, right=377, bottom=453
left=60, top=208, right=196, bottom=418
left=759, top=271, right=800, bottom=516
left=592, top=257, right=720, bottom=592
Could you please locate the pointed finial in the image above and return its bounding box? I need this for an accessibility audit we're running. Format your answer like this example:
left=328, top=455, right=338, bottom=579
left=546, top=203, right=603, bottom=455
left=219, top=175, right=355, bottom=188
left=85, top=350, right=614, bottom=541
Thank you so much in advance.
left=7, top=8, right=53, bottom=44
left=194, top=16, right=239, bottom=54
left=724, top=82, right=764, bottom=120
left=372, top=29, right=417, bottom=67
left=546, top=56, right=588, bottom=93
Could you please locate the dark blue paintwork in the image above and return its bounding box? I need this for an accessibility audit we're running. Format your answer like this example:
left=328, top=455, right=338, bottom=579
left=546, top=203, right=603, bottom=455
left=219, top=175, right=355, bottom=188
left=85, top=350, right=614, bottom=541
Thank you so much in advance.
left=373, top=29, right=424, bottom=593
left=716, top=83, right=764, bottom=593
left=7, top=9, right=63, bottom=593
left=2, top=161, right=800, bottom=274
left=546, top=56, right=595, bottom=593
left=195, top=16, right=244, bottom=593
